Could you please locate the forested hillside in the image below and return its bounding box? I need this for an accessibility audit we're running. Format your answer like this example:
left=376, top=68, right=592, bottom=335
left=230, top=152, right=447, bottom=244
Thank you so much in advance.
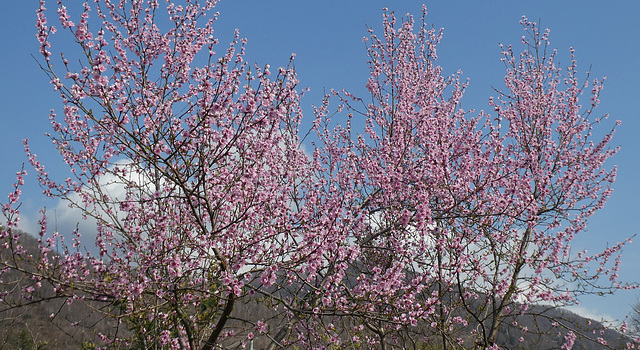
left=1, top=233, right=631, bottom=349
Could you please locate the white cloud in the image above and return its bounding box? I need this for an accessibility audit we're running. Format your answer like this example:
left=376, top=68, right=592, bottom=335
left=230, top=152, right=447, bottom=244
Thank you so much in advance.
left=45, top=159, right=151, bottom=252
left=566, top=305, right=619, bottom=326
left=16, top=211, right=40, bottom=237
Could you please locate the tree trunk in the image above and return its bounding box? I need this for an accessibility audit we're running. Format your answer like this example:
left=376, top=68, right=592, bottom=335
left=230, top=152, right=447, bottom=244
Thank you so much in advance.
left=200, top=294, right=235, bottom=350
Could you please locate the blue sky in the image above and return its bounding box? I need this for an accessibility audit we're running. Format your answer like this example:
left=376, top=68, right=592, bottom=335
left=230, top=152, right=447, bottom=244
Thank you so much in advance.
left=1, top=1, right=639, bottom=325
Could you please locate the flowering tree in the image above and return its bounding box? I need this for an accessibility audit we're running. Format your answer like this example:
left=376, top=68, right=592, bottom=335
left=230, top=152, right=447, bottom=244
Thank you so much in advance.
left=279, top=8, right=635, bottom=350
left=4, top=0, right=314, bottom=349
left=0, top=1, right=636, bottom=349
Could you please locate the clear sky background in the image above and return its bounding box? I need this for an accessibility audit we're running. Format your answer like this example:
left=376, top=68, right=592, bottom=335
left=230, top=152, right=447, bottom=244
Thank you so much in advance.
left=0, top=1, right=638, bottom=326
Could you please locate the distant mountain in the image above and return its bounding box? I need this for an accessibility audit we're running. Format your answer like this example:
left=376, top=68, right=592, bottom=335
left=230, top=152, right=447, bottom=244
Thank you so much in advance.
left=1, top=233, right=633, bottom=349
left=490, top=305, right=629, bottom=350
left=0, top=232, right=118, bottom=350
